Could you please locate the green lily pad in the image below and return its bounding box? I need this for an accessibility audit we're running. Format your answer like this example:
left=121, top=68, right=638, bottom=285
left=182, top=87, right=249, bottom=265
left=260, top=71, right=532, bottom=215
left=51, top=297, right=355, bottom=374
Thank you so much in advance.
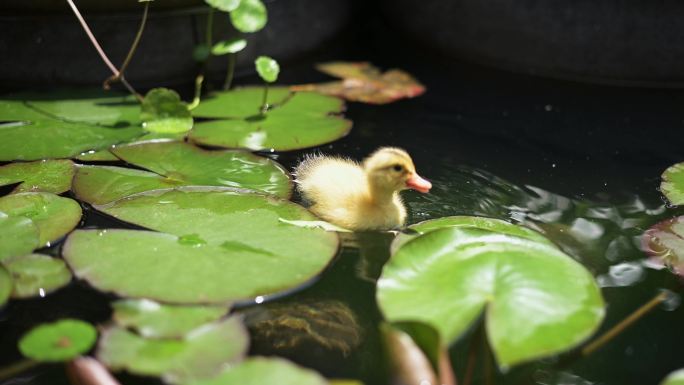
left=212, top=38, right=247, bottom=55
left=188, top=357, right=327, bottom=385
left=191, top=88, right=351, bottom=151
left=391, top=216, right=554, bottom=254
left=377, top=227, right=605, bottom=368
left=0, top=211, right=39, bottom=261
left=72, top=141, right=291, bottom=204
left=191, top=87, right=290, bottom=119
left=76, top=149, right=120, bottom=162
left=112, top=299, right=228, bottom=338
left=0, top=160, right=74, bottom=194
left=0, top=265, right=11, bottom=306
left=0, top=90, right=144, bottom=160
left=642, top=216, right=684, bottom=276
left=3, top=253, right=71, bottom=298
left=230, top=0, right=267, bottom=33
left=205, top=0, right=240, bottom=12
left=64, top=187, right=339, bottom=303
left=18, top=319, right=97, bottom=362
left=661, top=163, right=684, bottom=206
left=141, top=88, right=193, bottom=134
left=0, top=192, right=82, bottom=246
left=98, top=317, right=248, bottom=384
left=662, top=369, right=684, bottom=385
left=255, top=56, right=279, bottom=83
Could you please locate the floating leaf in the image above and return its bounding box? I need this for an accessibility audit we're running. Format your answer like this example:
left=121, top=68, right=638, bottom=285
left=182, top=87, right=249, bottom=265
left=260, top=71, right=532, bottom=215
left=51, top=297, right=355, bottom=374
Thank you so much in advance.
left=255, top=56, right=279, bottom=83
left=0, top=212, right=39, bottom=261
left=291, top=62, right=426, bottom=104
left=662, top=369, right=684, bottom=385
left=0, top=265, right=11, bottom=307
left=73, top=141, right=291, bottom=204
left=141, top=88, right=193, bottom=134
left=3, top=253, right=71, bottom=298
left=19, top=319, right=97, bottom=362
left=188, top=357, right=327, bottom=385
left=212, top=38, right=247, bottom=55
left=642, top=216, right=684, bottom=276
left=191, top=87, right=290, bottom=119
left=661, top=163, right=684, bottom=206
left=278, top=219, right=352, bottom=232
left=204, top=0, right=240, bottom=12
left=112, top=299, right=228, bottom=338
left=230, top=0, right=267, bottom=33
left=391, top=216, right=554, bottom=254
left=0, top=192, right=82, bottom=246
left=98, top=317, right=247, bottom=383
left=76, top=149, right=119, bottom=162
left=0, top=160, right=74, bottom=194
left=0, top=90, right=143, bottom=160
left=64, top=187, right=338, bottom=303
left=191, top=88, right=351, bottom=151
left=377, top=227, right=605, bottom=368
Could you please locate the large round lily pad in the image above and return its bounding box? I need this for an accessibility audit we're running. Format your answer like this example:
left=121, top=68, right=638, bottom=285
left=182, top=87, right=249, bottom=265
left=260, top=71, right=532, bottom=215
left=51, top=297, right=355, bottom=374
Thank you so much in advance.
left=0, top=160, right=74, bottom=194
left=73, top=143, right=291, bottom=204
left=642, top=216, right=684, bottom=276
left=18, top=319, right=97, bottom=362
left=0, top=90, right=144, bottom=160
left=377, top=227, right=605, bottom=368
left=391, top=216, right=554, bottom=254
left=0, top=192, right=82, bottom=246
left=188, top=357, right=328, bottom=385
left=75, top=141, right=290, bottom=204
left=64, top=187, right=339, bottom=303
left=662, top=163, right=684, bottom=206
left=3, top=253, right=71, bottom=298
left=0, top=211, right=39, bottom=261
left=97, top=317, right=248, bottom=384
left=190, top=88, right=351, bottom=151
left=112, top=299, right=228, bottom=338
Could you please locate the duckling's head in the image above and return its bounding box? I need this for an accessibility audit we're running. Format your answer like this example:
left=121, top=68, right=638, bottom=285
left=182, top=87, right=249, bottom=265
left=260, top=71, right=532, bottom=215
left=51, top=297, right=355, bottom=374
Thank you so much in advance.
left=363, top=147, right=432, bottom=194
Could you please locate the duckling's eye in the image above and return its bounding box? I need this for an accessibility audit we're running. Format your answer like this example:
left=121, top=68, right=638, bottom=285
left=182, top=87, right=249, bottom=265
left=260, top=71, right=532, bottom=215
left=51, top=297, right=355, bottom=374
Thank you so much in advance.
left=392, top=165, right=403, bottom=172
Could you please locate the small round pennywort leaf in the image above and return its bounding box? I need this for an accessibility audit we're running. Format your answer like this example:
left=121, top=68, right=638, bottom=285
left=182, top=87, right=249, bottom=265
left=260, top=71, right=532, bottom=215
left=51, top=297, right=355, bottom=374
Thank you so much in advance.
left=19, top=319, right=97, bottom=362
left=230, top=0, right=267, bottom=32
left=212, top=39, right=247, bottom=55
left=255, top=56, right=279, bottom=83
left=141, top=88, right=193, bottom=134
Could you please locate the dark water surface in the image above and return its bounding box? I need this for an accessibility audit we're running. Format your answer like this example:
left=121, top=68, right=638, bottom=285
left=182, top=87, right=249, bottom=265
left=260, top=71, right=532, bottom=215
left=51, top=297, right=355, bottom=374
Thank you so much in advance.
left=3, top=11, right=684, bottom=385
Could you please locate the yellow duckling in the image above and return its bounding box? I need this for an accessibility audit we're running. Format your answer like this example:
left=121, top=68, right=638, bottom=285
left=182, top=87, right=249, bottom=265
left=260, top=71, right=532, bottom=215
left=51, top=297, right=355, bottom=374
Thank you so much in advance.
left=294, top=147, right=432, bottom=231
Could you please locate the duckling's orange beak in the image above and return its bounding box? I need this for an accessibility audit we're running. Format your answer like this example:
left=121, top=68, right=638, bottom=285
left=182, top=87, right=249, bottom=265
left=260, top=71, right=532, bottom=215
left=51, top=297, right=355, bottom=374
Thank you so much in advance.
left=406, top=173, right=432, bottom=193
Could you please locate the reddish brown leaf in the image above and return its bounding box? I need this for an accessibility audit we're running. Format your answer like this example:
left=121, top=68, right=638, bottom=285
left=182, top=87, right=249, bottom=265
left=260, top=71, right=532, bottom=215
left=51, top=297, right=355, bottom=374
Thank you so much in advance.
left=291, top=62, right=425, bottom=104
left=642, top=216, right=684, bottom=276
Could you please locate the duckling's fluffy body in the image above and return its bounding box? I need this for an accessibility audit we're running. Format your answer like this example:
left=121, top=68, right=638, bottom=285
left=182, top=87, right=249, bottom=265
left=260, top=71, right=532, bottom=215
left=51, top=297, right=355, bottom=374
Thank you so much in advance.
left=294, top=148, right=431, bottom=231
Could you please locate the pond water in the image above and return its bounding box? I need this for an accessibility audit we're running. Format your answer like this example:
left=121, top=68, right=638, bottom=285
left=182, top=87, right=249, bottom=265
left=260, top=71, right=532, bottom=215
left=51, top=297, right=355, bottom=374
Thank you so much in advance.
left=2, top=18, right=684, bottom=385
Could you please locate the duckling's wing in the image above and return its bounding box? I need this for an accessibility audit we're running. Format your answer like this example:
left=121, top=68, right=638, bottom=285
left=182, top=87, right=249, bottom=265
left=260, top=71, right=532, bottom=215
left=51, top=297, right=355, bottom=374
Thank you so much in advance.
left=294, top=156, right=366, bottom=205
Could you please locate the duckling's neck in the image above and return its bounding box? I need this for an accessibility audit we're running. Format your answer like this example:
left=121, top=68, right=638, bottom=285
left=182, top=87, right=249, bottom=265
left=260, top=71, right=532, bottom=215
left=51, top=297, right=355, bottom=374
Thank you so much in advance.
left=367, top=177, right=398, bottom=205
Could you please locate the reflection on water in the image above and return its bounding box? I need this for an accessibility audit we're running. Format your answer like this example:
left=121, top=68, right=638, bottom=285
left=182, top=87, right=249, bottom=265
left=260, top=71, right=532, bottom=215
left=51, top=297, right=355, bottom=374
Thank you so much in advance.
left=405, top=163, right=677, bottom=273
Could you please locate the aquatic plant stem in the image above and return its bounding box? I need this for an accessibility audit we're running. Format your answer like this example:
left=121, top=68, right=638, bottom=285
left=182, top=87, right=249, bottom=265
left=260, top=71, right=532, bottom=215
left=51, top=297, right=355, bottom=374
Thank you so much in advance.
left=438, top=347, right=458, bottom=385
left=104, top=1, right=150, bottom=89
left=0, top=359, right=39, bottom=380
left=190, top=8, right=215, bottom=110
left=462, top=324, right=483, bottom=385
left=260, top=83, right=269, bottom=114
left=224, top=54, right=236, bottom=90
left=581, top=291, right=668, bottom=357
left=65, top=0, right=142, bottom=102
